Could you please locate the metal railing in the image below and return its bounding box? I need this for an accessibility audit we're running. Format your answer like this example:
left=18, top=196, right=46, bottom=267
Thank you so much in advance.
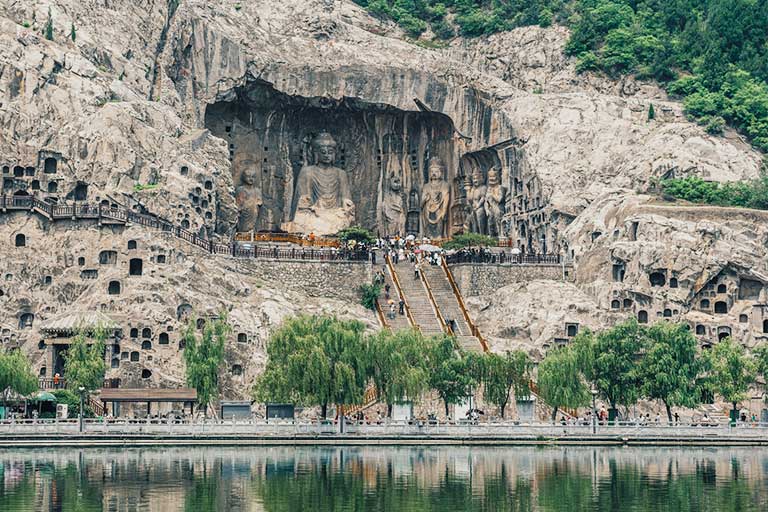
left=2, top=194, right=370, bottom=262
left=445, top=251, right=561, bottom=265
left=2, top=419, right=768, bottom=439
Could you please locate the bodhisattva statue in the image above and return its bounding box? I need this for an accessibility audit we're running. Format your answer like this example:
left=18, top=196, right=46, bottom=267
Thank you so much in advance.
left=420, top=158, right=451, bottom=238
left=381, top=166, right=406, bottom=236
left=468, top=168, right=487, bottom=234
left=283, top=132, right=355, bottom=235
left=485, top=167, right=506, bottom=237
left=235, top=166, right=263, bottom=232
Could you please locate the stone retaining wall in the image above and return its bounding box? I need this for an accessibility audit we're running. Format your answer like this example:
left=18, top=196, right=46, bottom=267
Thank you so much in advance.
left=450, top=263, right=573, bottom=297
left=236, top=259, right=373, bottom=302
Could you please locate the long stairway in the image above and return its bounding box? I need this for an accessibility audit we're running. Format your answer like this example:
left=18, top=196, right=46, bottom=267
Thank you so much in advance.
left=421, top=263, right=485, bottom=353
left=377, top=264, right=413, bottom=332
left=388, top=257, right=444, bottom=336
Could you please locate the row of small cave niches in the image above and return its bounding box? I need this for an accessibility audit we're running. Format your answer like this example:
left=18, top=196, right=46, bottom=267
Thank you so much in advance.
left=2, top=158, right=63, bottom=195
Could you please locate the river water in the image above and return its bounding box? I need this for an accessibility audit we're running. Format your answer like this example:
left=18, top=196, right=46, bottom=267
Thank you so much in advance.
left=0, top=445, right=766, bottom=511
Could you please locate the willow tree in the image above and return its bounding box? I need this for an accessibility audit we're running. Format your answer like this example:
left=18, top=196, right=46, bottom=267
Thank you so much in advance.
left=480, top=350, right=532, bottom=419
left=254, top=315, right=369, bottom=418
left=64, top=326, right=108, bottom=392
left=182, top=314, right=231, bottom=416
left=426, top=335, right=478, bottom=417
left=0, top=350, right=37, bottom=415
left=704, top=337, right=756, bottom=422
left=367, top=328, right=430, bottom=417
left=537, top=346, right=590, bottom=422
left=639, top=322, right=703, bottom=422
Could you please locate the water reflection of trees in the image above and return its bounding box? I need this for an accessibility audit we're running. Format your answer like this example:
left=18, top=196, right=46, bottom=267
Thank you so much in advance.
left=0, top=447, right=767, bottom=511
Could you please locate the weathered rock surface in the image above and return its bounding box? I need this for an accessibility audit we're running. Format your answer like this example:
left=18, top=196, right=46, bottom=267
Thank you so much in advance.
left=0, top=0, right=766, bottom=407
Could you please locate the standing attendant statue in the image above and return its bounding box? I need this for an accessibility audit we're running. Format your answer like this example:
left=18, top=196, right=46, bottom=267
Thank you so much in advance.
left=420, top=158, right=451, bottom=239
left=235, top=166, right=263, bottom=232
left=484, top=167, right=506, bottom=237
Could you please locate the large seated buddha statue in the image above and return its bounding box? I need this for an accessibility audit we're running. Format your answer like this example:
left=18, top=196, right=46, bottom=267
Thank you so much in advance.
left=283, top=132, right=355, bottom=235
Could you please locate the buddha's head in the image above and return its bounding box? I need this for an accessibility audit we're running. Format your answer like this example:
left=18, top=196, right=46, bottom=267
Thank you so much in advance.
left=428, top=158, right=446, bottom=182
left=471, top=168, right=485, bottom=187
left=487, top=167, right=500, bottom=186
left=312, top=132, right=337, bottom=166
left=241, top=167, right=258, bottom=186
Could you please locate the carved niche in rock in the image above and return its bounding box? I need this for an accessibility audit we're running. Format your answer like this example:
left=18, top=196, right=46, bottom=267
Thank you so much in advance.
left=204, top=83, right=457, bottom=236
left=283, top=132, right=355, bottom=235
left=421, top=158, right=451, bottom=239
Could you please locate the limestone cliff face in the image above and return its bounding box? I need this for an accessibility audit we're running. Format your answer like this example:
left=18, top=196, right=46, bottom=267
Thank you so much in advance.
left=0, top=0, right=765, bottom=393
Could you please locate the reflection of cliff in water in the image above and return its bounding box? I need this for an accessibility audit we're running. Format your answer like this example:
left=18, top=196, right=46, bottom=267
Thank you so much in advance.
left=1, top=447, right=767, bottom=511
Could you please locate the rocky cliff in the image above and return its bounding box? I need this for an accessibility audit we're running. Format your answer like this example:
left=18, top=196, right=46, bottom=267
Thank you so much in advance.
left=0, top=0, right=765, bottom=401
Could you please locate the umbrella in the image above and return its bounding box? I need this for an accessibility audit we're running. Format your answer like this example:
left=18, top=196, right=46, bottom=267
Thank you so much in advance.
left=405, top=234, right=416, bottom=241
left=419, top=244, right=441, bottom=252
left=33, top=391, right=57, bottom=402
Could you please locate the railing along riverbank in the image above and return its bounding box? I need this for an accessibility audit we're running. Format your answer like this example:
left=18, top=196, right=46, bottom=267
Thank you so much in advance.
left=3, top=419, right=768, bottom=444
left=2, top=194, right=370, bottom=262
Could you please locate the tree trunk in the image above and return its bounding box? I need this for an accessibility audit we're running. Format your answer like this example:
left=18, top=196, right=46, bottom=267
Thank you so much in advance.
left=444, top=399, right=450, bottom=418
left=387, top=403, right=393, bottom=418
left=500, top=400, right=506, bottom=419
left=664, top=400, right=672, bottom=424
left=551, top=406, right=559, bottom=423
left=321, top=403, right=328, bottom=419
left=733, top=401, right=738, bottom=423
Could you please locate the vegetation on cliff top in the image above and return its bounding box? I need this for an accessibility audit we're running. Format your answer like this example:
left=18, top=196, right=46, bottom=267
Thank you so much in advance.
left=356, top=0, right=768, bottom=152
left=660, top=175, right=768, bottom=210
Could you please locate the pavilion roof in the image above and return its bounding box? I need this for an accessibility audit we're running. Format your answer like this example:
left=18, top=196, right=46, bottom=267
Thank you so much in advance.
left=39, top=311, right=122, bottom=335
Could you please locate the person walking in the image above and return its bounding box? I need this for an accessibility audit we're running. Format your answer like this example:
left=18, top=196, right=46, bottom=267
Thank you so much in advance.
left=399, top=298, right=405, bottom=315
left=414, top=261, right=420, bottom=280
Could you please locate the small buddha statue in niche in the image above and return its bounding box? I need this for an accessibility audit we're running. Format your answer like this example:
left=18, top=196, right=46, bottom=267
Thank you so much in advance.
left=235, top=166, right=263, bottom=232
left=420, top=158, right=451, bottom=238
left=284, top=132, right=355, bottom=235
left=381, top=165, right=406, bottom=236
left=468, top=168, right=488, bottom=234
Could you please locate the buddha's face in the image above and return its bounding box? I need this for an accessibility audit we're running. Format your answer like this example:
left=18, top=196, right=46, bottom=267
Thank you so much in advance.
left=315, top=142, right=337, bottom=165
left=472, top=169, right=484, bottom=187
left=242, top=167, right=257, bottom=186
left=487, top=168, right=500, bottom=186
left=389, top=170, right=402, bottom=192
left=428, top=162, right=444, bottom=182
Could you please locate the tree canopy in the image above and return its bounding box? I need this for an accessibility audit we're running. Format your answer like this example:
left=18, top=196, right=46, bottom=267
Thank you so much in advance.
left=639, top=322, right=702, bottom=421
left=442, top=232, right=498, bottom=250
left=0, top=350, right=37, bottom=406
left=426, top=335, right=478, bottom=416
left=63, top=326, right=108, bottom=392
left=367, top=328, right=431, bottom=415
left=703, top=337, right=756, bottom=418
left=182, top=314, right=231, bottom=414
left=537, top=345, right=590, bottom=421
left=254, top=315, right=370, bottom=418
left=478, top=350, right=532, bottom=418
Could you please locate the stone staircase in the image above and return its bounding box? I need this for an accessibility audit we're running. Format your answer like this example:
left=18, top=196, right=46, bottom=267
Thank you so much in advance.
left=420, top=264, right=484, bottom=353
left=388, top=258, right=444, bottom=336
left=377, top=267, right=413, bottom=332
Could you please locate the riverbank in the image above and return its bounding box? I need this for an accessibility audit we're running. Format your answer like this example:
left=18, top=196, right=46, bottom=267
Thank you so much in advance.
left=2, top=420, right=768, bottom=447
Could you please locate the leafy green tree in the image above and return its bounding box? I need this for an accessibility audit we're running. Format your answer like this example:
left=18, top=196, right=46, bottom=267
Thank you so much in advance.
left=70, top=23, right=76, bottom=42
left=254, top=315, right=369, bottom=418
left=442, top=232, right=498, bottom=250
left=337, top=225, right=375, bottom=245
left=359, top=282, right=382, bottom=311
left=703, top=337, right=756, bottom=421
left=648, top=103, right=655, bottom=121
left=182, top=314, right=231, bottom=415
left=479, top=350, right=531, bottom=418
left=426, top=335, right=477, bottom=416
left=537, top=345, right=590, bottom=421
left=639, top=322, right=703, bottom=422
left=575, top=320, right=643, bottom=415
left=0, top=350, right=37, bottom=415
left=64, top=327, right=107, bottom=392
left=367, top=328, right=430, bottom=416
left=51, top=389, right=95, bottom=418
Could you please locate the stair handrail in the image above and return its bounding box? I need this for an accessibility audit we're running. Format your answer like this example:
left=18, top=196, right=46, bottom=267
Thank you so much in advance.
left=440, top=257, right=489, bottom=352
left=385, top=254, right=420, bottom=333
left=374, top=297, right=389, bottom=329
left=417, top=256, right=452, bottom=336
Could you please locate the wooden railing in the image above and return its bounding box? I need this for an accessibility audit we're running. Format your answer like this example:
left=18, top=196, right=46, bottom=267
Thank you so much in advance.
left=417, top=256, right=451, bottom=336
left=374, top=298, right=388, bottom=329
left=440, top=258, right=489, bottom=352
left=234, top=231, right=341, bottom=248
left=2, top=194, right=369, bottom=262
left=38, top=378, right=121, bottom=390
left=384, top=255, right=419, bottom=333
left=338, top=386, right=378, bottom=417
